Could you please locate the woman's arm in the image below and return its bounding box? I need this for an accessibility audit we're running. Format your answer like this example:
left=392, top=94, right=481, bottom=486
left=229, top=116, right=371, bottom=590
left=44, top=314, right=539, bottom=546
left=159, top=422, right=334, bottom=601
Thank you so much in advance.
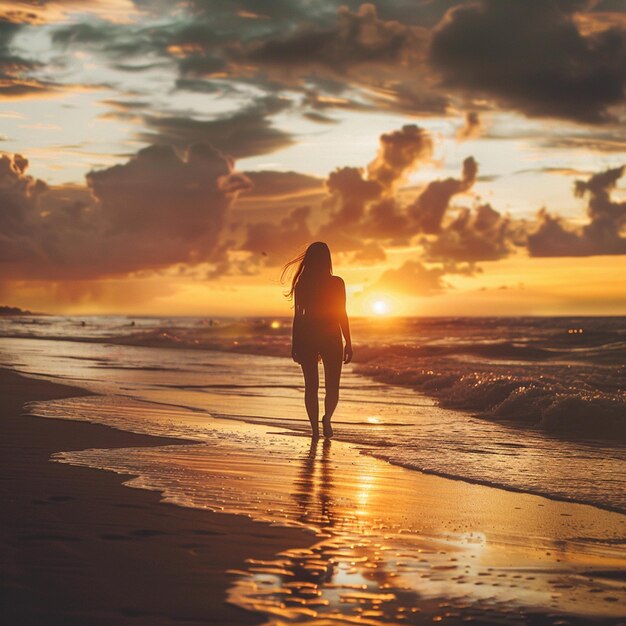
left=338, top=278, right=353, bottom=364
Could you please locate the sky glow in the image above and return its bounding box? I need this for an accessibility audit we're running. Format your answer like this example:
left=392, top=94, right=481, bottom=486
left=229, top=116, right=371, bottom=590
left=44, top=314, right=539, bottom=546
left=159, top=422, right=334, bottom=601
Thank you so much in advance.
left=1, top=0, right=625, bottom=315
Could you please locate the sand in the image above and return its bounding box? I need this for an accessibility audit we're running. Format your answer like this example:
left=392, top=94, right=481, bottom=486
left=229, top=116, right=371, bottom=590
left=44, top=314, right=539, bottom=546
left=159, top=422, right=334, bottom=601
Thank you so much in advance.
left=2, top=366, right=626, bottom=625
left=0, top=368, right=312, bottom=626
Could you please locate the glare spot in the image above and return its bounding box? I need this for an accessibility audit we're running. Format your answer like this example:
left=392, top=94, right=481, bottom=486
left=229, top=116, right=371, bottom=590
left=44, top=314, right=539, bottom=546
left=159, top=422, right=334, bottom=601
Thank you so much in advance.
left=372, top=300, right=389, bottom=316
left=270, top=320, right=281, bottom=329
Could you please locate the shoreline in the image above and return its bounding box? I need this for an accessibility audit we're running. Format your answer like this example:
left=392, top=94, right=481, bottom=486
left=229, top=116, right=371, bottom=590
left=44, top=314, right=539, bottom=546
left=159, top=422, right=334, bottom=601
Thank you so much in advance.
left=2, top=365, right=626, bottom=623
left=0, top=367, right=313, bottom=626
left=3, top=329, right=625, bottom=515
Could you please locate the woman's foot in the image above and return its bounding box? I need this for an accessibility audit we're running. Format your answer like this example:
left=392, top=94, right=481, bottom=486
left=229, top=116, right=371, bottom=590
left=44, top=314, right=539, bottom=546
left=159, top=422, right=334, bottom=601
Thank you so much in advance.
left=322, top=415, right=333, bottom=438
left=311, top=424, right=320, bottom=439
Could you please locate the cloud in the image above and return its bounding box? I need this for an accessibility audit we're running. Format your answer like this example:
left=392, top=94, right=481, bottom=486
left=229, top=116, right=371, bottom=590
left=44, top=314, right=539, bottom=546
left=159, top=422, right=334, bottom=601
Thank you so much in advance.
left=0, top=153, right=48, bottom=263
left=234, top=124, right=500, bottom=287
left=527, top=164, right=626, bottom=256
left=241, top=4, right=424, bottom=75
left=367, top=124, right=434, bottom=189
left=358, top=197, right=411, bottom=243
left=50, top=12, right=232, bottom=95
left=241, top=170, right=324, bottom=199
left=240, top=205, right=313, bottom=266
left=316, top=124, right=433, bottom=247
left=0, top=20, right=54, bottom=98
left=320, top=165, right=383, bottom=233
left=352, top=241, right=387, bottom=264
left=408, top=156, right=477, bottom=233
left=456, top=111, right=483, bottom=141
left=360, top=260, right=449, bottom=297
left=237, top=125, right=486, bottom=276
left=234, top=3, right=449, bottom=116
left=184, top=0, right=337, bottom=23
left=0, top=143, right=250, bottom=281
left=0, top=1, right=141, bottom=24
left=540, top=132, right=626, bottom=153
left=236, top=125, right=435, bottom=266
left=138, top=97, right=294, bottom=158
left=41, top=0, right=625, bottom=131
left=430, top=0, right=626, bottom=124
left=229, top=119, right=522, bottom=297
left=424, top=202, right=511, bottom=263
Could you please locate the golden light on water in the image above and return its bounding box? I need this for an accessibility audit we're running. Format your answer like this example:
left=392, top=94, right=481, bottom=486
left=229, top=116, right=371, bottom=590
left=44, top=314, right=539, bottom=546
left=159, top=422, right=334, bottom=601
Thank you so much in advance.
left=270, top=320, right=281, bottom=329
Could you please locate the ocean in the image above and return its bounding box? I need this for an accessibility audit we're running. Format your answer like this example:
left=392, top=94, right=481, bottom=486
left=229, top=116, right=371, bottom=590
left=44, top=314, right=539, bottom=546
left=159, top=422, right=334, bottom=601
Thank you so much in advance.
left=2, top=314, right=626, bottom=623
left=1, top=314, right=624, bottom=513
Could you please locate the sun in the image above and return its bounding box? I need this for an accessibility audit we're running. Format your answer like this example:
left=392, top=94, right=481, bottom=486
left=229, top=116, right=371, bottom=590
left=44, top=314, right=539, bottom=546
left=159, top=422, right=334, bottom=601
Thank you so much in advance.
left=371, top=299, right=390, bottom=316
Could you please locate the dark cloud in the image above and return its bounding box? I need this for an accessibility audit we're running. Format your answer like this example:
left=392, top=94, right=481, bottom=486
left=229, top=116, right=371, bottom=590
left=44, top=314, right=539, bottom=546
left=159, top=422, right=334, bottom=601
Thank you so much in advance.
left=44, top=2, right=446, bottom=120
left=318, top=124, right=433, bottom=246
left=358, top=197, right=410, bottom=243
left=181, top=0, right=339, bottom=23
left=367, top=124, right=434, bottom=189
left=100, top=99, right=150, bottom=110
left=430, top=0, right=626, bottom=124
left=300, top=88, right=374, bottom=121
left=540, top=133, right=626, bottom=153
left=234, top=4, right=449, bottom=116
left=51, top=15, right=228, bottom=79
left=229, top=120, right=518, bottom=292
left=302, top=111, right=338, bottom=124
left=0, top=143, right=250, bottom=280
left=241, top=205, right=313, bottom=266
left=242, top=171, right=324, bottom=198
left=174, top=77, right=223, bottom=93
left=236, top=124, right=498, bottom=284
left=456, top=111, right=482, bottom=141
left=408, top=156, right=477, bottom=234
left=0, top=20, right=53, bottom=98
left=39, top=0, right=626, bottom=129
left=527, top=165, right=626, bottom=256
left=0, top=153, right=48, bottom=263
left=241, top=4, right=423, bottom=73
left=424, top=202, right=511, bottom=263
left=298, top=127, right=486, bottom=267
left=52, top=21, right=140, bottom=56
left=138, top=97, right=294, bottom=158
left=321, top=166, right=382, bottom=230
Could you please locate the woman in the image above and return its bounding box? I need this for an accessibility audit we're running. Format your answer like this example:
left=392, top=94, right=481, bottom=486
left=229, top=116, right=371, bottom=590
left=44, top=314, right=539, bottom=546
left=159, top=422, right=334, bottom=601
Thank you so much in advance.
left=282, top=242, right=353, bottom=439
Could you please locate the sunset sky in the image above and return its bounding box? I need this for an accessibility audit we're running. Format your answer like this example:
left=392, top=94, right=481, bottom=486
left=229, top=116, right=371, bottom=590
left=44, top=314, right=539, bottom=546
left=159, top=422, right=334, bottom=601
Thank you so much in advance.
left=1, top=0, right=625, bottom=316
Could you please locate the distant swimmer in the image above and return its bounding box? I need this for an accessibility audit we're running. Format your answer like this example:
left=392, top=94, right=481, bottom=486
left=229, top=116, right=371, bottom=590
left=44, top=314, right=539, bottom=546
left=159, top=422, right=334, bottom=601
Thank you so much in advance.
left=282, top=242, right=353, bottom=439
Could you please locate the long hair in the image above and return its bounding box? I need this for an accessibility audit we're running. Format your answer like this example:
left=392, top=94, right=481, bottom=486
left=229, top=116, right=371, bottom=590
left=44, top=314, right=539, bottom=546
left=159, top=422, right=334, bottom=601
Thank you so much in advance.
left=281, top=241, right=333, bottom=300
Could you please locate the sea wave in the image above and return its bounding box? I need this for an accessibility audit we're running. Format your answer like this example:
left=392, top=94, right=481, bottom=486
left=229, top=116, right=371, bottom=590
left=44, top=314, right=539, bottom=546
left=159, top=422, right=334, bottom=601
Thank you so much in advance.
left=2, top=315, right=624, bottom=439
left=105, top=318, right=626, bottom=440
left=355, top=359, right=626, bottom=439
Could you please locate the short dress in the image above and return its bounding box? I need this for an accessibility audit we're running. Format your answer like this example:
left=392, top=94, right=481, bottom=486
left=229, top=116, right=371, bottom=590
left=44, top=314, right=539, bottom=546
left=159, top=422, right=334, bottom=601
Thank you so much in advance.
left=292, top=277, right=344, bottom=362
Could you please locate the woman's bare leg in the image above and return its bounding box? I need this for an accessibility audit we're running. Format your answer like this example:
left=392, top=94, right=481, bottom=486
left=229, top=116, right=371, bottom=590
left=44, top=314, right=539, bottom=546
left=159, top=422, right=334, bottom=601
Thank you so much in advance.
left=321, top=349, right=342, bottom=438
left=300, top=356, right=320, bottom=438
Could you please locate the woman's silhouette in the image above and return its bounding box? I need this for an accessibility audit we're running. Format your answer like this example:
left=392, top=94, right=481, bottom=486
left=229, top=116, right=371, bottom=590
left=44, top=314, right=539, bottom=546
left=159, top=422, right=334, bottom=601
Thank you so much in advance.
left=282, top=242, right=352, bottom=439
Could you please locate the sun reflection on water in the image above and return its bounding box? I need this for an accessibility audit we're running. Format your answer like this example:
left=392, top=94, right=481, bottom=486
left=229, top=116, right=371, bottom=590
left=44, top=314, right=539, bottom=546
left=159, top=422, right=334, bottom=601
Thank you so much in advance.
left=28, top=389, right=626, bottom=626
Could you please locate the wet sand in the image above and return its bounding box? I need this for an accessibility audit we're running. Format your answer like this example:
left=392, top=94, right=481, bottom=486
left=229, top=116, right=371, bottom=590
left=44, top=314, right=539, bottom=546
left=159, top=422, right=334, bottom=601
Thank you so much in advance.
left=2, top=367, right=626, bottom=625
left=0, top=368, right=312, bottom=625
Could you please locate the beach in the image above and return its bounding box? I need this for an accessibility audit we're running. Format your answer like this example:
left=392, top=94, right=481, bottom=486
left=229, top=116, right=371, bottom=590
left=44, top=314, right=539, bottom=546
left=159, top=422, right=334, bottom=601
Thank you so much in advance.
left=0, top=368, right=312, bottom=626
left=1, top=322, right=625, bottom=625
left=3, top=1, right=625, bottom=621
